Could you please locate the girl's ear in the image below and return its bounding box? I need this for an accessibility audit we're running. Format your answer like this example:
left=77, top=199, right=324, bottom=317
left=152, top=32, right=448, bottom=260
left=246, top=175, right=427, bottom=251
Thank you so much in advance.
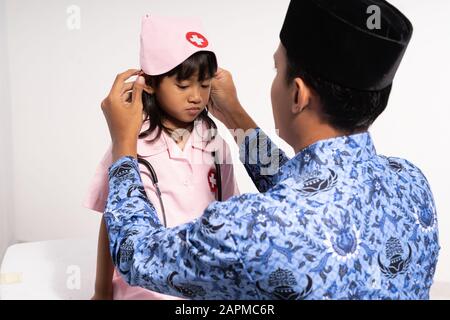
left=143, top=84, right=155, bottom=95
left=141, top=74, right=155, bottom=94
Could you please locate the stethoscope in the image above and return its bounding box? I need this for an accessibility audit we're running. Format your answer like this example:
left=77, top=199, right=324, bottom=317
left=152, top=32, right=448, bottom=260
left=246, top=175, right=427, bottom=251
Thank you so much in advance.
left=137, top=151, right=222, bottom=228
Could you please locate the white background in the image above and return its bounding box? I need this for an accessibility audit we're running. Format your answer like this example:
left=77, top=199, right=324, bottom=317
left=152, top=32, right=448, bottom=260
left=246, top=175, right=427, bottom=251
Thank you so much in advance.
left=0, top=0, right=449, bottom=287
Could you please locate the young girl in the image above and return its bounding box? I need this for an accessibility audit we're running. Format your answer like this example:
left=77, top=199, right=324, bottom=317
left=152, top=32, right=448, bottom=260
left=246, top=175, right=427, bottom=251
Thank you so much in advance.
left=84, top=14, right=239, bottom=300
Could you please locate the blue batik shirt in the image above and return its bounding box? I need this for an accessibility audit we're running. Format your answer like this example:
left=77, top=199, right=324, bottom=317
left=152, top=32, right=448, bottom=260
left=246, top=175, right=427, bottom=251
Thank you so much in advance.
left=104, top=129, right=439, bottom=300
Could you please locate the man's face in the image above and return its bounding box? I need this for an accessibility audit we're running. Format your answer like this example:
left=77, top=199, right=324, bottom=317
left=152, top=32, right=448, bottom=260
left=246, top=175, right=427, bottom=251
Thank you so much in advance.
left=271, top=43, right=294, bottom=140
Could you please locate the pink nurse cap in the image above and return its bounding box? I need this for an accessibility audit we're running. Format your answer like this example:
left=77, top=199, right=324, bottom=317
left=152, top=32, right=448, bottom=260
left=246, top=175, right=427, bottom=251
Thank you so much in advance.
left=140, top=14, right=216, bottom=76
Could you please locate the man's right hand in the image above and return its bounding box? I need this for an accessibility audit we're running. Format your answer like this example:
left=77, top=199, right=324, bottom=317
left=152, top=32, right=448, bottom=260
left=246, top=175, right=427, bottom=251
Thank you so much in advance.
left=208, top=68, right=257, bottom=131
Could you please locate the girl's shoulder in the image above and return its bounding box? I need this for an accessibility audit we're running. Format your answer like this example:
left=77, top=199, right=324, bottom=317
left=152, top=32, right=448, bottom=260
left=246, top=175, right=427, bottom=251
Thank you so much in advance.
left=137, top=120, right=169, bottom=157
left=191, top=119, right=236, bottom=167
left=192, top=119, right=231, bottom=151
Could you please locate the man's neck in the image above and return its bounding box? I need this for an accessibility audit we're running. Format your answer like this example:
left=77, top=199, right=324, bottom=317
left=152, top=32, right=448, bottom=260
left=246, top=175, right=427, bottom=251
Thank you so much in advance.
left=291, top=123, right=352, bottom=154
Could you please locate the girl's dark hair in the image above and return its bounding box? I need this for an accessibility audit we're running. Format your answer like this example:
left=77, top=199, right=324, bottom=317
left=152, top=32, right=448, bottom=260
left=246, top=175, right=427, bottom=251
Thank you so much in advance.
left=139, top=51, right=218, bottom=143
left=285, top=52, right=392, bottom=134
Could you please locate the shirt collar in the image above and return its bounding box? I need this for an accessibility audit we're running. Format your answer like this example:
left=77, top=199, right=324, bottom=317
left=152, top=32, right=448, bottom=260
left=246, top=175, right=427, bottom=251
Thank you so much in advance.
left=136, top=121, right=168, bottom=157
left=191, top=118, right=216, bottom=152
left=137, top=118, right=216, bottom=158
left=282, top=132, right=377, bottom=177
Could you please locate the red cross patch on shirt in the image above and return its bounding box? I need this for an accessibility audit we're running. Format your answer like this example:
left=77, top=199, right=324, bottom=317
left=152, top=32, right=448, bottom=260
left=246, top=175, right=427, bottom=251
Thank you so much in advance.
left=207, top=168, right=217, bottom=193
left=186, top=32, right=209, bottom=48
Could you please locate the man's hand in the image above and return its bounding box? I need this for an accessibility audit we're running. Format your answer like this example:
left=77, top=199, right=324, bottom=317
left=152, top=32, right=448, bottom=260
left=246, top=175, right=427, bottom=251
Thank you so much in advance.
left=101, top=69, right=145, bottom=162
left=208, top=68, right=257, bottom=132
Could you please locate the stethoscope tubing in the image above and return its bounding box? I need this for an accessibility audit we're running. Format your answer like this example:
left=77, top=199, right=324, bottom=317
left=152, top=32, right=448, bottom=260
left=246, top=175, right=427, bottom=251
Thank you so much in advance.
left=137, top=153, right=222, bottom=228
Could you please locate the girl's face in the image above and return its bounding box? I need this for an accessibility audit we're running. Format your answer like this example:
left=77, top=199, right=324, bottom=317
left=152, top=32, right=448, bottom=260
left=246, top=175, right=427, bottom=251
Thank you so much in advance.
left=153, top=73, right=212, bottom=126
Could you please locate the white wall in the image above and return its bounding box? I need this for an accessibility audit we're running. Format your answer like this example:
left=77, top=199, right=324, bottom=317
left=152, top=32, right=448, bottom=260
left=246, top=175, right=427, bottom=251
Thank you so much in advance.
left=3, top=0, right=450, bottom=283
left=370, top=0, right=450, bottom=283
left=0, top=0, right=14, bottom=262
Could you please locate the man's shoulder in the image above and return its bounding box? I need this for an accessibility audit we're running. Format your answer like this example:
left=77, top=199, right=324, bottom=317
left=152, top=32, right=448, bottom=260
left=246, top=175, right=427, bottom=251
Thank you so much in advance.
left=383, top=155, right=423, bottom=172
left=381, top=155, right=432, bottom=186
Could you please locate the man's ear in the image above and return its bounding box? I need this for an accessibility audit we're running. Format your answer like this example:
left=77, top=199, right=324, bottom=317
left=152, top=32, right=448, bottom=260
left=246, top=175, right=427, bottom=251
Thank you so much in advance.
left=292, top=77, right=311, bottom=115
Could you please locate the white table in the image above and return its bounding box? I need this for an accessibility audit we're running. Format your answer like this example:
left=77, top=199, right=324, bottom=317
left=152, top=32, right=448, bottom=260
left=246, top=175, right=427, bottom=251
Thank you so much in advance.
left=0, top=238, right=97, bottom=300
left=1, top=238, right=449, bottom=300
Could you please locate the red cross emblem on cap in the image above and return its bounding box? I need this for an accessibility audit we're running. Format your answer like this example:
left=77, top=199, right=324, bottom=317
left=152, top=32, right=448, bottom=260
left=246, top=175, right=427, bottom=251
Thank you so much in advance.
left=186, top=32, right=209, bottom=48
left=207, top=168, right=217, bottom=193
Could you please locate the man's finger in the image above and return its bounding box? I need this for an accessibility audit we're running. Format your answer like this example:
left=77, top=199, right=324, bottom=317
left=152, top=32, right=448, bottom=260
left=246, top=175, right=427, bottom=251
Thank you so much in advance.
left=124, top=91, right=132, bottom=103
left=131, top=76, right=145, bottom=106
left=111, top=69, right=141, bottom=95
left=121, top=81, right=135, bottom=94
left=101, top=97, right=110, bottom=111
left=207, top=97, right=215, bottom=108
left=214, top=68, right=227, bottom=79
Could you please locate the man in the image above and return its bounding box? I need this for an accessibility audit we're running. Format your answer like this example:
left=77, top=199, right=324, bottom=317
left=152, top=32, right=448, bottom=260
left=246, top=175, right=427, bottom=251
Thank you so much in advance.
left=100, top=0, right=439, bottom=299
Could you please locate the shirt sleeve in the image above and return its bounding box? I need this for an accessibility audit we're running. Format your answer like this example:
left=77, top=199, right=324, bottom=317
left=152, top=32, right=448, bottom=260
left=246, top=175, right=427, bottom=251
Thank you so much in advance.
left=104, top=157, right=258, bottom=299
left=83, top=145, right=113, bottom=213
left=239, top=128, right=290, bottom=193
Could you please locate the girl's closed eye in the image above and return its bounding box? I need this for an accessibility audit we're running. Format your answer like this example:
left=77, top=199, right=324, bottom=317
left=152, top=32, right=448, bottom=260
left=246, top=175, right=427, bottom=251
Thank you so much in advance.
left=176, top=83, right=190, bottom=90
left=177, top=82, right=210, bottom=89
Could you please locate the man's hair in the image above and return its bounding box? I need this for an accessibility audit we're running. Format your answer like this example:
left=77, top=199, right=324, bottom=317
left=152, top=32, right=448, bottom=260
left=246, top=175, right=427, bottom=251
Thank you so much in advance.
left=285, top=52, right=392, bottom=133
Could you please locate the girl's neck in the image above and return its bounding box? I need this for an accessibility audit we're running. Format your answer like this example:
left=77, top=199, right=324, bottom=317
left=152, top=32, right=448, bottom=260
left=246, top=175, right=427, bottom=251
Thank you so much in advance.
left=162, top=114, right=194, bottom=132
left=162, top=116, right=194, bottom=150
